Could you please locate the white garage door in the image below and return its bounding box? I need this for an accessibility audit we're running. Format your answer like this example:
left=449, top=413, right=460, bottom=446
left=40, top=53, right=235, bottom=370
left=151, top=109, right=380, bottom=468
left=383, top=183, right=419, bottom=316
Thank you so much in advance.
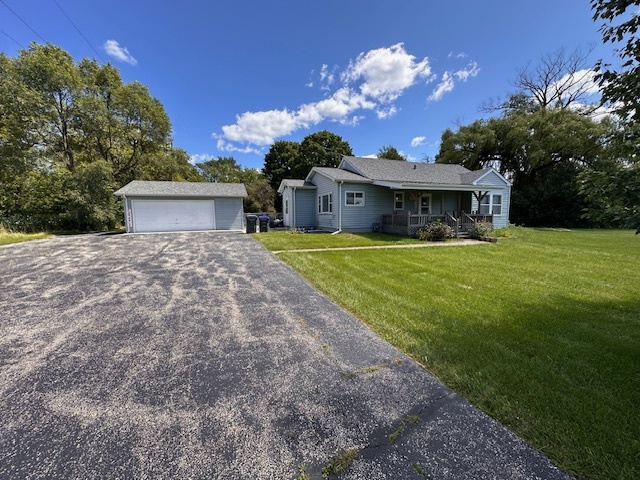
left=132, top=200, right=216, bottom=232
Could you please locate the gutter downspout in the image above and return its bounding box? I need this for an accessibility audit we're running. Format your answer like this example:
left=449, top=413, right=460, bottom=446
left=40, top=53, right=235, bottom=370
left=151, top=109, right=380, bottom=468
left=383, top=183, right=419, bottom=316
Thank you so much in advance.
left=331, top=180, right=343, bottom=235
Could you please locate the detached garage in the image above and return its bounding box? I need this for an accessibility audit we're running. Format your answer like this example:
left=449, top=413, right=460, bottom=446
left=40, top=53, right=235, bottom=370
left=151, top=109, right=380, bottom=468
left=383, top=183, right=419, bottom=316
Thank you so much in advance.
left=115, top=181, right=247, bottom=233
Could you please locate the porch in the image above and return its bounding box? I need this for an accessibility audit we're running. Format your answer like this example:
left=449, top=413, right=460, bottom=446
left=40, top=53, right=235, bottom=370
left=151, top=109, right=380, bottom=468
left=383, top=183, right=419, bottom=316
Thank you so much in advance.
left=381, top=211, right=493, bottom=238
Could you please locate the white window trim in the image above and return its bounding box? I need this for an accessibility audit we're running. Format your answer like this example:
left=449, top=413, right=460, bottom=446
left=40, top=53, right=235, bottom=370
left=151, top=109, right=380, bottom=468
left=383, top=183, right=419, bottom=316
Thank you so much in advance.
left=318, top=193, right=332, bottom=214
left=284, top=199, right=289, bottom=215
left=345, top=190, right=365, bottom=207
left=394, top=191, right=404, bottom=210
left=479, top=193, right=503, bottom=216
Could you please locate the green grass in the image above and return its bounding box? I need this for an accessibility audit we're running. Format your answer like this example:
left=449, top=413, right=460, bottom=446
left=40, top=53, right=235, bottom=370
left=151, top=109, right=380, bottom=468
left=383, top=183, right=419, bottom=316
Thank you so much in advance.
left=0, top=230, right=52, bottom=246
left=262, top=228, right=640, bottom=480
left=252, top=231, right=423, bottom=251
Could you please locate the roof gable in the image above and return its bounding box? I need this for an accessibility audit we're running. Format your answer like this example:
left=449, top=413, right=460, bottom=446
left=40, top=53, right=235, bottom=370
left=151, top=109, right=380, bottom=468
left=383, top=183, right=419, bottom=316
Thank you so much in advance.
left=114, top=180, right=247, bottom=197
left=277, top=179, right=317, bottom=193
left=307, top=167, right=372, bottom=183
left=470, top=168, right=511, bottom=186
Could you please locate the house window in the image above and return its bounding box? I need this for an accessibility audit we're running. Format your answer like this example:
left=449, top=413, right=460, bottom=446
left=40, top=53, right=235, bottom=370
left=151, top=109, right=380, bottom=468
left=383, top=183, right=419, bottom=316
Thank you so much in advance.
left=345, top=191, right=365, bottom=206
left=318, top=193, right=332, bottom=214
left=394, top=192, right=404, bottom=210
left=419, top=194, right=431, bottom=215
left=285, top=199, right=289, bottom=215
left=479, top=194, right=502, bottom=215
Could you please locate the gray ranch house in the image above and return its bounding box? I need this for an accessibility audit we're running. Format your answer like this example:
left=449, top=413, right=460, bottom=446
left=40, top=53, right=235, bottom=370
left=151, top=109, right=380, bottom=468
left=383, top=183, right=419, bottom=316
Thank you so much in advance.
left=278, top=156, right=511, bottom=237
left=115, top=181, right=246, bottom=233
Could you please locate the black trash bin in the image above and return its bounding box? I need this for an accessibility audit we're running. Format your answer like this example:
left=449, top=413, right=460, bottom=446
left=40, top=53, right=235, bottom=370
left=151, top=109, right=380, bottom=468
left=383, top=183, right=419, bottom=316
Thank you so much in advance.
left=245, top=215, right=258, bottom=233
left=258, top=214, right=269, bottom=232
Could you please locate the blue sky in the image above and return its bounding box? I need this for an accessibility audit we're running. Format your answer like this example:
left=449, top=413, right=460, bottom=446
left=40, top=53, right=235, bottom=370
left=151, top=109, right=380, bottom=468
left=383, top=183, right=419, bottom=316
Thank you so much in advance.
left=1, top=1, right=614, bottom=170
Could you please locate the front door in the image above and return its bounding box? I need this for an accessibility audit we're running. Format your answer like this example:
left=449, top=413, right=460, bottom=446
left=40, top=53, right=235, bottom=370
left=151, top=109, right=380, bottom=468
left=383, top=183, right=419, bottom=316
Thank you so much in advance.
left=419, top=194, right=431, bottom=215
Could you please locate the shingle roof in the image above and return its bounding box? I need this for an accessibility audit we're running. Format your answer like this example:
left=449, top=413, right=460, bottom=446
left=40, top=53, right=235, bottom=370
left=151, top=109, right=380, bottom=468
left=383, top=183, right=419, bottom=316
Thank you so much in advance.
left=460, top=170, right=488, bottom=184
left=280, top=179, right=316, bottom=188
left=309, top=167, right=372, bottom=183
left=277, top=179, right=317, bottom=193
left=114, top=180, right=247, bottom=197
left=340, top=156, right=475, bottom=185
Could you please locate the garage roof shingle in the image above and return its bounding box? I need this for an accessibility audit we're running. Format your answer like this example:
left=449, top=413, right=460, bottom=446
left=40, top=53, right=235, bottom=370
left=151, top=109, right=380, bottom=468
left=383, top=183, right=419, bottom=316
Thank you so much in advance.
left=115, top=181, right=247, bottom=197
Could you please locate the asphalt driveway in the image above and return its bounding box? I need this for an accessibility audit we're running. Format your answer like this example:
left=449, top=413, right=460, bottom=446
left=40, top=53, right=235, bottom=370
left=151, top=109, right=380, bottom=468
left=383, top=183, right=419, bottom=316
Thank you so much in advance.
left=0, top=232, right=571, bottom=479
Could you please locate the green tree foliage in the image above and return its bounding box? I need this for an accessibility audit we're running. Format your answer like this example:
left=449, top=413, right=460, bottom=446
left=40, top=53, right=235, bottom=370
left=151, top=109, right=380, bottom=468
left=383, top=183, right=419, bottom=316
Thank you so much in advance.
left=197, top=156, right=245, bottom=183
left=197, top=156, right=275, bottom=213
left=377, top=145, right=406, bottom=161
left=588, top=1, right=639, bottom=232
left=437, top=106, right=610, bottom=227
left=298, top=130, right=353, bottom=178
left=263, top=131, right=353, bottom=188
left=263, top=140, right=301, bottom=192
left=591, top=0, right=640, bottom=122
left=0, top=42, right=201, bottom=232
left=579, top=122, right=640, bottom=232
left=262, top=131, right=353, bottom=212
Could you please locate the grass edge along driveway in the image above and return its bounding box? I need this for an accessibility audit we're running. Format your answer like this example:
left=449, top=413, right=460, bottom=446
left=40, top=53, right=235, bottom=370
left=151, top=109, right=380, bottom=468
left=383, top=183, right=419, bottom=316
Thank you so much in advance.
left=256, top=228, right=639, bottom=480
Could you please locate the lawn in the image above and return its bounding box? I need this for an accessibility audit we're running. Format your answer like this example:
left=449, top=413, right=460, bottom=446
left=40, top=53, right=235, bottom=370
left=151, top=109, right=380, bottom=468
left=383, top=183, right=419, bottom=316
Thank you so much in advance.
left=253, top=230, right=424, bottom=251
left=259, top=228, right=640, bottom=480
left=0, top=230, right=52, bottom=246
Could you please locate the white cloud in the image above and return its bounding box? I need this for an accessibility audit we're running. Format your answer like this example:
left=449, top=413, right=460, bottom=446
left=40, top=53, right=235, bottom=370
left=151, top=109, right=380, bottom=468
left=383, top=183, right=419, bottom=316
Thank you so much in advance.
left=339, top=115, right=366, bottom=126
left=342, top=43, right=431, bottom=103
left=428, top=62, right=479, bottom=102
left=552, top=68, right=601, bottom=99
left=219, top=87, right=374, bottom=146
left=448, top=51, right=467, bottom=59
left=411, top=136, right=426, bottom=147
left=216, top=139, right=264, bottom=155
left=319, top=64, right=336, bottom=90
left=376, top=106, right=398, bottom=119
left=189, top=153, right=213, bottom=165
left=103, top=40, right=137, bottom=65
left=454, top=61, right=480, bottom=81
left=428, top=72, right=455, bottom=102
left=216, top=43, right=478, bottom=149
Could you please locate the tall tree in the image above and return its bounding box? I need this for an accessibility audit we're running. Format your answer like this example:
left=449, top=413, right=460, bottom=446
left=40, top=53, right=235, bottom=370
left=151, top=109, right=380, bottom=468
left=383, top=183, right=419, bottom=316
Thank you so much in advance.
left=437, top=107, right=610, bottom=226
left=297, top=130, right=353, bottom=178
left=140, top=148, right=203, bottom=182
left=0, top=53, right=40, bottom=181
left=197, top=157, right=275, bottom=213
left=0, top=42, right=193, bottom=232
left=591, top=0, right=640, bottom=122
left=579, top=121, right=640, bottom=232
left=378, top=145, right=406, bottom=161
left=197, top=156, right=244, bottom=183
left=14, top=43, right=81, bottom=171
left=263, top=140, right=301, bottom=191
left=111, top=81, right=171, bottom=183
left=482, top=48, right=598, bottom=115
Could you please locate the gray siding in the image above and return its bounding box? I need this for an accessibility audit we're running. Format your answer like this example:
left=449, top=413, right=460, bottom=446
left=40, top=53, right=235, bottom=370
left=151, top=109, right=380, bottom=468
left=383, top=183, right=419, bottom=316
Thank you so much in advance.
left=214, top=197, right=244, bottom=230
left=470, top=172, right=511, bottom=227
left=470, top=187, right=511, bottom=228
left=313, top=174, right=340, bottom=230
left=123, top=195, right=244, bottom=231
left=340, top=184, right=394, bottom=232
left=294, top=189, right=317, bottom=228
left=476, top=170, right=507, bottom=187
